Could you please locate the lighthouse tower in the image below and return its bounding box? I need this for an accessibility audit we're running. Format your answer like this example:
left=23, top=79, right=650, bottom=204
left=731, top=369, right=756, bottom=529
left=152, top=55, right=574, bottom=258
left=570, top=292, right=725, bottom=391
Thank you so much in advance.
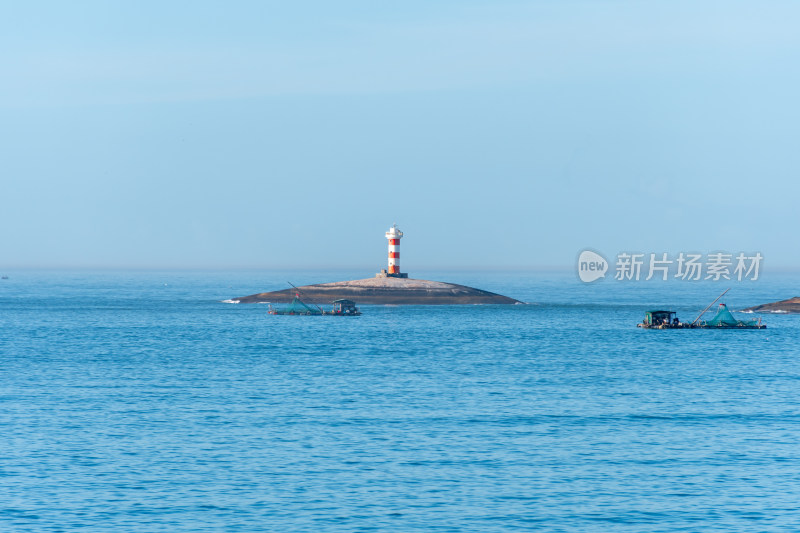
left=377, top=224, right=408, bottom=278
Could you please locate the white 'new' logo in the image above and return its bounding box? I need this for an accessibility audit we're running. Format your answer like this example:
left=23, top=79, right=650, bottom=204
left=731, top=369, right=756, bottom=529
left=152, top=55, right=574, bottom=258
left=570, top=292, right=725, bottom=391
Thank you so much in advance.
left=578, top=250, right=608, bottom=283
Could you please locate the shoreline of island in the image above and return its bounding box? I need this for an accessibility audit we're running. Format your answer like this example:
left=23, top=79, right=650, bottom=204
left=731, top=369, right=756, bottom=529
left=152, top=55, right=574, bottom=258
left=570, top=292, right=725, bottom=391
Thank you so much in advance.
left=229, top=276, right=521, bottom=305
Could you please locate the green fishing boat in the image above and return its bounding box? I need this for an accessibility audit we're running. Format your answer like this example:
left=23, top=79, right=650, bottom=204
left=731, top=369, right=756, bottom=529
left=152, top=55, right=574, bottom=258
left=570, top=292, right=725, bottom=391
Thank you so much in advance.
left=268, top=291, right=361, bottom=316
left=638, top=289, right=765, bottom=329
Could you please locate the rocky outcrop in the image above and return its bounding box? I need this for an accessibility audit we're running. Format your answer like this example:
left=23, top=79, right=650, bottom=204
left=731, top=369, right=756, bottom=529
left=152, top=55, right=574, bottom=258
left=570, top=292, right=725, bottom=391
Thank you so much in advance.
left=743, top=297, right=800, bottom=314
left=231, top=277, right=520, bottom=305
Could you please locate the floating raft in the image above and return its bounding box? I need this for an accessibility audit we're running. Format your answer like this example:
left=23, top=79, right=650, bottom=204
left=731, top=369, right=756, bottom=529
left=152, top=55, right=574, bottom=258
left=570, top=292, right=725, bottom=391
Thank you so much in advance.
left=638, top=304, right=765, bottom=329
left=268, top=297, right=361, bottom=316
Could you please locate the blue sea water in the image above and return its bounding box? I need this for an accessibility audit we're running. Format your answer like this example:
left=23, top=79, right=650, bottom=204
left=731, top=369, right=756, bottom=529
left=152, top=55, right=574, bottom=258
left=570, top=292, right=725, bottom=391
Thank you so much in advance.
left=2, top=269, right=800, bottom=532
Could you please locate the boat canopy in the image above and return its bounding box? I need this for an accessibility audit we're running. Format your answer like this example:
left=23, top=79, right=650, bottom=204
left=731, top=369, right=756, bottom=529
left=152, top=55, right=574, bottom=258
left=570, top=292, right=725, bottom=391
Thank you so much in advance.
left=644, top=310, right=675, bottom=325
left=332, top=299, right=359, bottom=314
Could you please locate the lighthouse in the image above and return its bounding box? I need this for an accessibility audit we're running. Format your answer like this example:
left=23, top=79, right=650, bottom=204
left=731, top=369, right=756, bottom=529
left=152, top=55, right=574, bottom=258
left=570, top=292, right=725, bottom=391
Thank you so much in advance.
left=377, top=224, right=408, bottom=278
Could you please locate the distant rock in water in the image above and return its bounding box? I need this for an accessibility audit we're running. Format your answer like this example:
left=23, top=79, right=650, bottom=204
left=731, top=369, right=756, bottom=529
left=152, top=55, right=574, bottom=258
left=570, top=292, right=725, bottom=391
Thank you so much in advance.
left=743, top=297, right=800, bottom=314
left=232, top=277, right=521, bottom=305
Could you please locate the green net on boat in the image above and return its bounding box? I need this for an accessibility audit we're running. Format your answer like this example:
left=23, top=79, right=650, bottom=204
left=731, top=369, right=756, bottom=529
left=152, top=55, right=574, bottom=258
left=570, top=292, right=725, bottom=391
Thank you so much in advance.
left=286, top=296, right=320, bottom=314
left=269, top=294, right=323, bottom=315
left=705, top=304, right=760, bottom=327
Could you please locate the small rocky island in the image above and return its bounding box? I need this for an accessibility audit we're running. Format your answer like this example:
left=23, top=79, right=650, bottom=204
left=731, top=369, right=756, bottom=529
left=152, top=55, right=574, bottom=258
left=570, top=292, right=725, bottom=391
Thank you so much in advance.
left=233, top=225, right=521, bottom=305
left=232, top=277, right=520, bottom=305
left=743, top=297, right=800, bottom=314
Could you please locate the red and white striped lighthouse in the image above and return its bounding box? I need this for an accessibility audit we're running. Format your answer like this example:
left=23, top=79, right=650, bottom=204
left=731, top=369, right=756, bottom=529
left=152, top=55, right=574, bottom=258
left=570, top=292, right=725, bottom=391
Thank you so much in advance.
left=386, top=224, right=403, bottom=274
left=380, top=224, right=408, bottom=278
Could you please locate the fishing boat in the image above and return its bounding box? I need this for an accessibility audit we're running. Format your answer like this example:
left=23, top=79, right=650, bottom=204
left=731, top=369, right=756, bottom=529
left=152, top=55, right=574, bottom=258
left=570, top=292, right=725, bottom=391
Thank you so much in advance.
left=638, top=289, right=765, bottom=329
left=268, top=296, right=361, bottom=316
left=267, top=284, right=361, bottom=316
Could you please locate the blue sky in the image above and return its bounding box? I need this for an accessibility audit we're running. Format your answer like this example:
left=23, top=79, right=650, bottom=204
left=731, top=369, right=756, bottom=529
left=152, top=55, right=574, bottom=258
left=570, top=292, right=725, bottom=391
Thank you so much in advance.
left=2, top=1, right=798, bottom=269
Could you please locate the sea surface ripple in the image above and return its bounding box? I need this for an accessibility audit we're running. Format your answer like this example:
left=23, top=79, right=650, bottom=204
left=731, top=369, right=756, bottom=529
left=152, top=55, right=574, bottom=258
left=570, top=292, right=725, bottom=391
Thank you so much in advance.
left=2, top=270, right=800, bottom=531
